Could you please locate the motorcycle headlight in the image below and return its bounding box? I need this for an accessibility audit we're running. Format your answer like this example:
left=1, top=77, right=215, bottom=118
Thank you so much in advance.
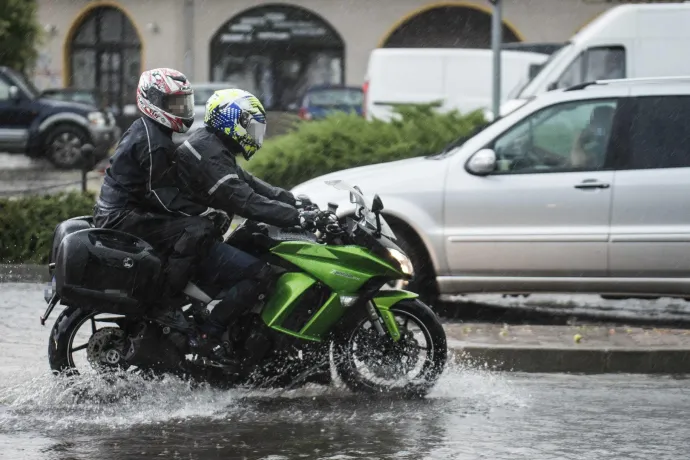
left=388, top=248, right=414, bottom=277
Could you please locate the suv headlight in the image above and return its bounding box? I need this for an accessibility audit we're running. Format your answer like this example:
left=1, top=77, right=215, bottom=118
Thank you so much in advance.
left=88, top=111, right=107, bottom=127
left=388, top=248, right=414, bottom=276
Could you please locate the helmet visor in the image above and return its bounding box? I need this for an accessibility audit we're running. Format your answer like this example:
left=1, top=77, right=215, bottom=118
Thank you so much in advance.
left=163, top=93, right=195, bottom=119
left=247, top=119, right=266, bottom=147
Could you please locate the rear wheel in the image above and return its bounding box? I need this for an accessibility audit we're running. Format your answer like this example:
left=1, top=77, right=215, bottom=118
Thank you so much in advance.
left=333, top=299, right=447, bottom=399
left=48, top=306, right=130, bottom=375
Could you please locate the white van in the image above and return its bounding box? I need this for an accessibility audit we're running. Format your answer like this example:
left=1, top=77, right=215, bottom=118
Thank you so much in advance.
left=499, top=2, right=690, bottom=117
left=363, top=48, right=548, bottom=122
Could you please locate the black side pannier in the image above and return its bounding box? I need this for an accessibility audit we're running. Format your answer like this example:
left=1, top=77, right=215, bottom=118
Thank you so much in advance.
left=55, top=228, right=162, bottom=315
left=49, top=216, right=94, bottom=277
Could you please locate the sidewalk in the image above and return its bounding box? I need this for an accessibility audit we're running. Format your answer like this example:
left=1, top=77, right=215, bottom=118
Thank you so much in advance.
left=446, top=322, right=690, bottom=374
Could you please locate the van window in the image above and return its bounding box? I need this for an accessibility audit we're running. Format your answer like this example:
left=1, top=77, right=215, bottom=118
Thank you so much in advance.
left=585, top=47, right=625, bottom=81
left=491, top=99, right=618, bottom=174
left=626, top=96, right=690, bottom=170
left=554, top=47, right=626, bottom=90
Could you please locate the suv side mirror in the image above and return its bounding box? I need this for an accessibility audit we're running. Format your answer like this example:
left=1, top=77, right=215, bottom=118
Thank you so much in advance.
left=8, top=86, right=20, bottom=101
left=466, top=148, right=497, bottom=176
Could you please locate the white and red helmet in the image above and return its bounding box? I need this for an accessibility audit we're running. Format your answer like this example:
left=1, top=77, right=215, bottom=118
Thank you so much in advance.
left=136, top=68, right=195, bottom=133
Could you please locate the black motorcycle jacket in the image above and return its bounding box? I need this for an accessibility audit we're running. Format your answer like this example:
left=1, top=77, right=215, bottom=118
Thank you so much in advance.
left=96, top=117, right=207, bottom=216
left=172, top=127, right=300, bottom=228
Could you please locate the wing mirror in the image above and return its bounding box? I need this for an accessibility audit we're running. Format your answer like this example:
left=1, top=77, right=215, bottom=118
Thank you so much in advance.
left=466, top=148, right=497, bottom=176
left=372, top=194, right=384, bottom=214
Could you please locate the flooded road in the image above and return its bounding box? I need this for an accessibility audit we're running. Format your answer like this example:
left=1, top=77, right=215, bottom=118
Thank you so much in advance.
left=1, top=283, right=688, bottom=459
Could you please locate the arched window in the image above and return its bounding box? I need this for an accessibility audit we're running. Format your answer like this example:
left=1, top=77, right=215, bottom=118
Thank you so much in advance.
left=67, top=6, right=141, bottom=114
left=210, top=4, right=345, bottom=111
left=381, top=5, right=522, bottom=49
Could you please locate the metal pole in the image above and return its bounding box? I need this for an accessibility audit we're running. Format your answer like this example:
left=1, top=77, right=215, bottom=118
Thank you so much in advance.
left=491, top=0, right=503, bottom=119
left=183, top=0, right=195, bottom=80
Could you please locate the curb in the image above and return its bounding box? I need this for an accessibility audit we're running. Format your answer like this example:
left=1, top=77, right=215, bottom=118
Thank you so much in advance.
left=450, top=344, right=690, bottom=374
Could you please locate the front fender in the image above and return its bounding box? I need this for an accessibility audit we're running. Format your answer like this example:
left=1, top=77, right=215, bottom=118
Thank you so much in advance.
left=372, top=290, right=419, bottom=341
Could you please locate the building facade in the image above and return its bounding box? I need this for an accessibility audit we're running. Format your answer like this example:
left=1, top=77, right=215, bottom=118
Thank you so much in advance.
left=35, top=0, right=620, bottom=112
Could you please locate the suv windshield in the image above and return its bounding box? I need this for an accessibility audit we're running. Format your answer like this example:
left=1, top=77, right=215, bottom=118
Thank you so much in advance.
left=4, top=68, right=39, bottom=99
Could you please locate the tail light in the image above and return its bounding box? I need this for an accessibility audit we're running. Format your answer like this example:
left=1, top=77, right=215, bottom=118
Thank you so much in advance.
left=362, top=80, right=369, bottom=119
left=298, top=107, right=312, bottom=120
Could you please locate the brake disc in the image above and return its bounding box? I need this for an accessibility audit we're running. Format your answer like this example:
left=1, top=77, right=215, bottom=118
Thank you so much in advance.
left=87, top=327, right=127, bottom=370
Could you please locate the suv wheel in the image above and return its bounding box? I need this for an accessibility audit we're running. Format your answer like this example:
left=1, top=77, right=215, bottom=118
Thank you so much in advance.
left=45, top=125, right=88, bottom=169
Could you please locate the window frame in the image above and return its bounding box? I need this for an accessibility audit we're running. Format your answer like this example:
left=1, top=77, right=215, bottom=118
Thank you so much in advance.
left=615, top=95, right=690, bottom=172
left=466, top=97, right=625, bottom=176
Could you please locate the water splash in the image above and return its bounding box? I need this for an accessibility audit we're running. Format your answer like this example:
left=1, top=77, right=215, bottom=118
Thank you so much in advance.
left=0, top=353, right=527, bottom=434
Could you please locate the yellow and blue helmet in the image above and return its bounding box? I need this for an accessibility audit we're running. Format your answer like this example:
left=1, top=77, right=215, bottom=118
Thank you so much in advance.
left=204, top=89, right=267, bottom=160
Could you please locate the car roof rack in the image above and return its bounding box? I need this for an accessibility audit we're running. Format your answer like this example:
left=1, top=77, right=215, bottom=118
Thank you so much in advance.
left=565, top=76, right=690, bottom=92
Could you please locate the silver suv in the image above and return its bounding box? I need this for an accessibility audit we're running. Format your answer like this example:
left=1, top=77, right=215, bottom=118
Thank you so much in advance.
left=292, top=77, right=690, bottom=302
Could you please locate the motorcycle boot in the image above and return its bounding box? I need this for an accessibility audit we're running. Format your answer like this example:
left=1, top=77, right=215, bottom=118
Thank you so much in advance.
left=200, top=262, right=285, bottom=368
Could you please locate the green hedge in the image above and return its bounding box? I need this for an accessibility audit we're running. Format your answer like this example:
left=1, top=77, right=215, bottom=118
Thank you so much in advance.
left=0, top=192, right=95, bottom=264
left=247, top=105, right=487, bottom=189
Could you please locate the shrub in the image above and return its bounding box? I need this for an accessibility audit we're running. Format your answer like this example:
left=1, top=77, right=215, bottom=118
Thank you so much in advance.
left=0, top=192, right=95, bottom=264
left=247, top=105, right=487, bottom=189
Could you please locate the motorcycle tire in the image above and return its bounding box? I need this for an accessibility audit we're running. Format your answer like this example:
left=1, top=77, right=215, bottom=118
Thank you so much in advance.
left=333, top=298, right=447, bottom=399
left=48, top=306, right=97, bottom=374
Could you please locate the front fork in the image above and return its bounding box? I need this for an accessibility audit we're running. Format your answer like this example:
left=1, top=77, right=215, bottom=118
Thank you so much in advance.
left=365, top=301, right=389, bottom=337
left=367, top=290, right=419, bottom=342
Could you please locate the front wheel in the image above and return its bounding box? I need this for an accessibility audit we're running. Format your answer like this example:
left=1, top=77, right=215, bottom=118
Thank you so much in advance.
left=333, top=299, right=447, bottom=399
left=44, top=124, right=88, bottom=169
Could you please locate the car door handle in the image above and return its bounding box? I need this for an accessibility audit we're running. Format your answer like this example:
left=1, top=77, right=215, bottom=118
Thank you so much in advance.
left=574, top=180, right=610, bottom=190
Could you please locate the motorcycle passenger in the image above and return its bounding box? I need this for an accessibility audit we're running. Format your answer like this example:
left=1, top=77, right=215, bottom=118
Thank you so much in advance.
left=171, top=88, right=317, bottom=369
left=93, top=68, right=225, bottom=329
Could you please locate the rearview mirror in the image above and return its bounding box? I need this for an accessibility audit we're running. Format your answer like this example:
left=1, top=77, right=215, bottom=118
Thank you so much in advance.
left=466, top=148, right=497, bottom=176
left=350, top=192, right=357, bottom=204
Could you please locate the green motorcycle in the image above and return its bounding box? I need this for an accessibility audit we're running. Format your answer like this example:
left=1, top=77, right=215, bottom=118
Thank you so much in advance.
left=44, top=180, right=447, bottom=397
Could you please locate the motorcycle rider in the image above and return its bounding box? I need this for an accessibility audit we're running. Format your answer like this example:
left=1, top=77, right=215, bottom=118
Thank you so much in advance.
left=169, top=88, right=319, bottom=370
left=93, top=68, right=226, bottom=330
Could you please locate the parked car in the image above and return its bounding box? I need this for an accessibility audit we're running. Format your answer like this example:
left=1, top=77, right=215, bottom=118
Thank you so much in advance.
left=41, top=88, right=101, bottom=107
left=499, top=2, right=690, bottom=118
left=363, top=48, right=548, bottom=122
left=291, top=76, right=690, bottom=303
left=292, top=85, right=364, bottom=121
left=0, top=67, right=120, bottom=169
left=172, top=82, right=236, bottom=144
left=40, top=88, right=120, bottom=135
